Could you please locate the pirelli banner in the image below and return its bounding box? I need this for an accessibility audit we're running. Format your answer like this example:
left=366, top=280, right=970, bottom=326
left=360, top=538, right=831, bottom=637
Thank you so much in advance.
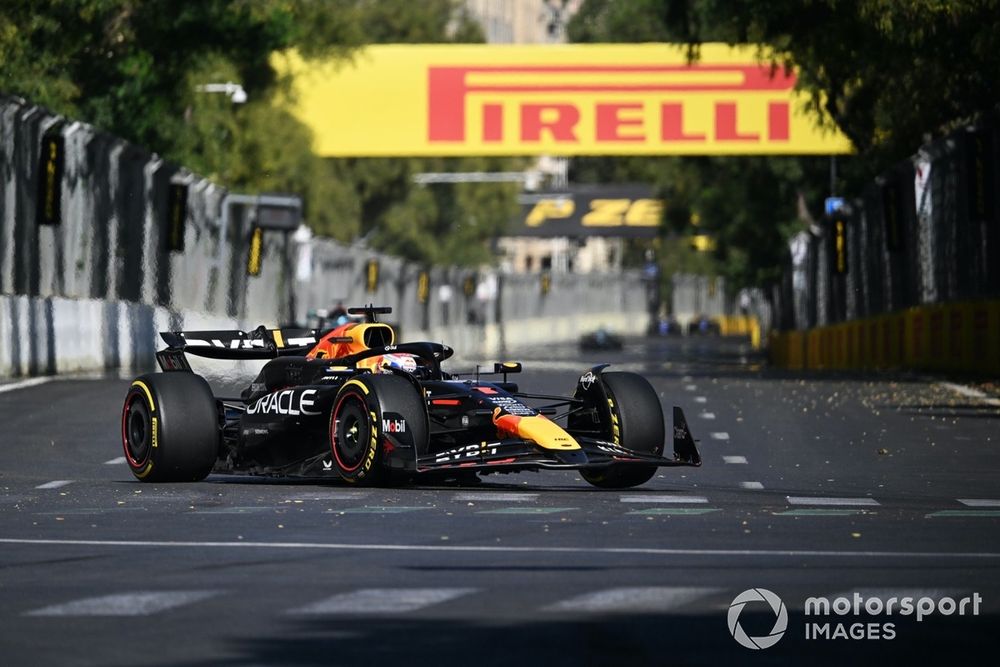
left=513, top=185, right=661, bottom=238
left=279, top=43, right=852, bottom=157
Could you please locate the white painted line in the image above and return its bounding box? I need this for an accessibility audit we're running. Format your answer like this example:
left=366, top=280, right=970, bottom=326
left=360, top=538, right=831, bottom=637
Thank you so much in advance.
left=454, top=493, right=539, bottom=502
left=723, top=456, right=747, bottom=464
left=681, top=376, right=693, bottom=382
left=4, top=538, right=1000, bottom=560
left=684, top=385, right=697, bottom=391
left=938, top=382, right=988, bottom=398
left=937, top=382, right=1000, bottom=407
left=104, top=457, right=127, bottom=465
left=958, top=499, right=1000, bottom=508
left=289, top=588, right=476, bottom=615
left=741, top=482, right=764, bottom=490
left=0, top=377, right=54, bottom=394
left=694, top=396, right=708, bottom=403
left=35, top=480, right=73, bottom=490
left=545, top=587, right=721, bottom=613
left=787, top=496, right=880, bottom=507
left=25, top=591, right=217, bottom=616
left=710, top=432, right=730, bottom=441
left=620, top=495, right=708, bottom=504
left=699, top=412, right=716, bottom=420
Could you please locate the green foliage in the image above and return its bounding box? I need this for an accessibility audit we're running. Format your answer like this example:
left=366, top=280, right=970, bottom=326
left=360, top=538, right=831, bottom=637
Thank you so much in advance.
left=0, top=0, right=505, bottom=265
left=567, top=0, right=999, bottom=288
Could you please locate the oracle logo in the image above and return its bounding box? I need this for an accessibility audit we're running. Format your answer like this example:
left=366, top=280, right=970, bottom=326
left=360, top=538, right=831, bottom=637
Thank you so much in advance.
left=427, top=64, right=795, bottom=145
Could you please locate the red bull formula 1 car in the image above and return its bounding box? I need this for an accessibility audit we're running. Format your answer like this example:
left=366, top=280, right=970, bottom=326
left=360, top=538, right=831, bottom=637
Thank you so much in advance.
left=121, top=306, right=701, bottom=488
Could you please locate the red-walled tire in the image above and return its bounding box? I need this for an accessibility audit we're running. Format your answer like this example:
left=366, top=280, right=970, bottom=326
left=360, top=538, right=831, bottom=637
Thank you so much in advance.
left=330, top=375, right=428, bottom=486
left=122, top=373, right=219, bottom=483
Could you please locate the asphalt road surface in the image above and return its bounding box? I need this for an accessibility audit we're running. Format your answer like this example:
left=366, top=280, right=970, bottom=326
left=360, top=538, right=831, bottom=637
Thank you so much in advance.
left=2, top=336, right=999, bottom=666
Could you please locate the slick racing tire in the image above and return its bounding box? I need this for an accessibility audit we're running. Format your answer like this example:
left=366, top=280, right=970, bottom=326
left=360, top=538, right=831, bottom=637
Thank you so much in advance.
left=121, top=373, right=219, bottom=483
left=579, top=372, right=664, bottom=489
left=329, top=374, right=428, bottom=486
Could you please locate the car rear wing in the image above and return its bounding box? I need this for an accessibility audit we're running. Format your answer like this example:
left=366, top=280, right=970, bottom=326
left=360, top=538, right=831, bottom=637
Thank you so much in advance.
left=158, top=327, right=320, bottom=364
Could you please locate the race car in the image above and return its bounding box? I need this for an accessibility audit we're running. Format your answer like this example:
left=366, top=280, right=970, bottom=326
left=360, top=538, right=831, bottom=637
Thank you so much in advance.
left=121, top=306, right=701, bottom=488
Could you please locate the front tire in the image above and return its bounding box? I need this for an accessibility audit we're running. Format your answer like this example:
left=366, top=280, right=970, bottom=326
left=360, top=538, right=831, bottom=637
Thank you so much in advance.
left=121, top=373, right=219, bottom=482
left=329, top=375, right=428, bottom=486
left=579, top=372, right=664, bottom=489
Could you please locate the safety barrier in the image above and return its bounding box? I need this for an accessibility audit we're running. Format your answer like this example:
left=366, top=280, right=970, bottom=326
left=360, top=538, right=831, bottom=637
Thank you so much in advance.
left=769, top=300, right=1000, bottom=374
left=1, top=94, right=650, bottom=377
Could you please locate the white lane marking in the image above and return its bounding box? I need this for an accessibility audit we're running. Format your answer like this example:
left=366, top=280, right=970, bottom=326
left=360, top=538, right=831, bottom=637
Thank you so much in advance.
left=958, top=499, right=1000, bottom=508
left=25, top=591, right=218, bottom=617
left=289, top=588, right=476, bottom=615
left=710, top=432, right=730, bottom=441
left=545, top=587, right=722, bottom=613
left=694, top=396, right=708, bottom=403
left=454, top=493, right=539, bottom=502
left=3, top=538, right=999, bottom=560
left=681, top=376, right=693, bottom=382
left=619, top=495, right=708, bottom=504
left=684, top=385, right=697, bottom=391
left=35, top=480, right=73, bottom=490
left=741, top=481, right=764, bottom=490
left=937, top=382, right=1000, bottom=406
left=0, top=377, right=55, bottom=394
left=787, top=496, right=880, bottom=507
left=699, top=412, right=716, bottom=420
left=104, top=457, right=126, bottom=465
left=287, top=492, right=371, bottom=501
left=723, top=456, right=747, bottom=464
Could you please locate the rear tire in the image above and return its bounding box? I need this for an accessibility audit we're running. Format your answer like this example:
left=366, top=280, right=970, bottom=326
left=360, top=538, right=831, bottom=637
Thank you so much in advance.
left=121, top=373, right=219, bottom=482
left=330, top=375, right=428, bottom=486
left=579, top=372, right=664, bottom=489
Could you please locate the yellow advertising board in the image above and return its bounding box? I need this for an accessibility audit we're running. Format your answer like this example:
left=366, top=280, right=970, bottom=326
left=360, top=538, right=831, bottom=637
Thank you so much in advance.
left=277, top=44, right=853, bottom=157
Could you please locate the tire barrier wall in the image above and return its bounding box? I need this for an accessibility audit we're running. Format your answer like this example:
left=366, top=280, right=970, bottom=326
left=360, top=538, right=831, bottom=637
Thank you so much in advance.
left=769, top=300, right=1000, bottom=374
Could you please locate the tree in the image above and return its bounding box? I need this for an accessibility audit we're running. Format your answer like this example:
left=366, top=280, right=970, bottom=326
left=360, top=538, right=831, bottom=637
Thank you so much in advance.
left=566, top=0, right=1000, bottom=288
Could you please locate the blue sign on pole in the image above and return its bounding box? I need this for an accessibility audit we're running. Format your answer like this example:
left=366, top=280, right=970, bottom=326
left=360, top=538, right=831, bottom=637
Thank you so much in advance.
left=825, top=197, right=846, bottom=216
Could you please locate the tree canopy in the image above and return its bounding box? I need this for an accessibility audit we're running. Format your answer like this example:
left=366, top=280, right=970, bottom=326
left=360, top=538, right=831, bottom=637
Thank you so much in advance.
left=0, top=0, right=514, bottom=265
left=567, top=0, right=1000, bottom=287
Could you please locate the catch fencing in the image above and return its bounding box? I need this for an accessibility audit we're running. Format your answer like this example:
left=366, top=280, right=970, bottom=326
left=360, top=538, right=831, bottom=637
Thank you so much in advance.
left=770, top=116, right=1000, bottom=373
left=0, top=94, right=648, bottom=377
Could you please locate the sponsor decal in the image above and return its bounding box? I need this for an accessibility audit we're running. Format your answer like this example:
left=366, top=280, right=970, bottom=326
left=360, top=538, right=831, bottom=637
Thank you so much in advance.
left=579, top=371, right=597, bottom=390
left=279, top=44, right=852, bottom=157
left=382, top=418, right=406, bottom=433
left=246, top=388, right=322, bottom=417
left=434, top=442, right=500, bottom=464
left=484, top=394, right=536, bottom=417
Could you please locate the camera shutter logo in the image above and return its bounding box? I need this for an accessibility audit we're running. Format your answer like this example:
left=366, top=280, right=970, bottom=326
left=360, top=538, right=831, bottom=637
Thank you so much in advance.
left=728, top=588, right=788, bottom=650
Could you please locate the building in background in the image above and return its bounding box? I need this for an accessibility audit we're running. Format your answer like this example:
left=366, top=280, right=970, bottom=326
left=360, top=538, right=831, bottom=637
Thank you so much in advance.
left=461, top=1, right=621, bottom=275
left=463, top=0, right=580, bottom=44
